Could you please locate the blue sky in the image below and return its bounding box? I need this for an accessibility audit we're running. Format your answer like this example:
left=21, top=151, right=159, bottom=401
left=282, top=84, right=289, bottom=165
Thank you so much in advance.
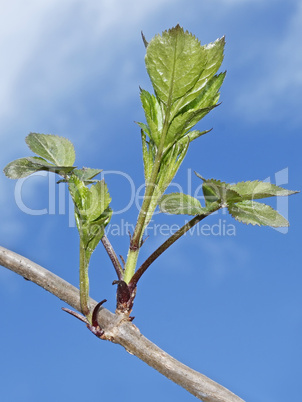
left=0, top=1, right=301, bottom=401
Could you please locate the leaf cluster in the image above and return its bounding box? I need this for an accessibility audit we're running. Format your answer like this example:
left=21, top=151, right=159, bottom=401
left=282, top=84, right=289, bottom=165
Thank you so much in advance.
left=137, top=25, right=225, bottom=227
left=3, top=133, right=112, bottom=259
left=69, top=176, right=112, bottom=262
left=160, top=173, right=298, bottom=227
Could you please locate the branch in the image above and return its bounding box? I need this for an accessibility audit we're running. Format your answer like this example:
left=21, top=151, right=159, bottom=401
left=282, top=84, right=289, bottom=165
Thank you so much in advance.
left=0, top=246, right=244, bottom=402
left=101, top=234, right=124, bottom=280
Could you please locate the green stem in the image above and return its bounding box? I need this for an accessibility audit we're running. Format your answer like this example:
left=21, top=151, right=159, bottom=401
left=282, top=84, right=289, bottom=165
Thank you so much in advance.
left=124, top=45, right=180, bottom=284
left=79, top=239, right=91, bottom=320
left=123, top=112, right=171, bottom=284
left=130, top=129, right=168, bottom=247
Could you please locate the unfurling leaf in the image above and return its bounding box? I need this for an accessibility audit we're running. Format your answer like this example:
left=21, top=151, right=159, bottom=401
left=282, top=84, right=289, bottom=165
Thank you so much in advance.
left=142, top=140, right=191, bottom=228
left=80, top=206, right=112, bottom=259
left=159, top=193, right=208, bottom=215
left=164, top=105, right=217, bottom=147
left=139, top=89, right=163, bottom=146
left=140, top=130, right=156, bottom=182
left=68, top=177, right=111, bottom=223
left=228, top=201, right=289, bottom=227
left=26, top=133, right=76, bottom=166
left=69, top=176, right=112, bottom=259
left=176, top=129, right=211, bottom=147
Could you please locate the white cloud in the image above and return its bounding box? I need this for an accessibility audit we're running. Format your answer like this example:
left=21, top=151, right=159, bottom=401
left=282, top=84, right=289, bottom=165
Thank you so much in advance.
left=218, top=0, right=260, bottom=3
left=0, top=0, right=61, bottom=119
left=274, top=3, right=302, bottom=91
left=0, top=0, right=174, bottom=125
left=0, top=0, right=175, bottom=144
left=0, top=0, right=175, bottom=241
left=233, top=2, right=302, bottom=124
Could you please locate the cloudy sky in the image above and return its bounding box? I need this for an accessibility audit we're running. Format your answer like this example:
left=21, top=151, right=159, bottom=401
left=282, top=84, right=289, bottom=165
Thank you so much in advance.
left=0, top=1, right=301, bottom=401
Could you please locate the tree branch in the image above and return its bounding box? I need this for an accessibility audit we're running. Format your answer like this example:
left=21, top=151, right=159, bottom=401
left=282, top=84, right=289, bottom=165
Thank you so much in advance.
left=0, top=246, right=244, bottom=402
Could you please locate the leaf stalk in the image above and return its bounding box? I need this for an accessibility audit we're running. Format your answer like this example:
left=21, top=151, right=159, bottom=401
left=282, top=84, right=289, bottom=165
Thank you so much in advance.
left=79, top=239, right=91, bottom=319
left=101, top=235, right=124, bottom=280
left=129, top=206, right=220, bottom=288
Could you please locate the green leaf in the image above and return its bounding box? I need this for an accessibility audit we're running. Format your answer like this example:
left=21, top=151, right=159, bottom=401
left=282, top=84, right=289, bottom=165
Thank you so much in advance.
left=165, top=73, right=225, bottom=147
left=158, top=140, right=189, bottom=191
left=80, top=207, right=112, bottom=254
left=73, top=168, right=102, bottom=183
left=140, top=26, right=225, bottom=179
left=172, top=37, right=225, bottom=114
left=136, top=121, right=151, bottom=137
left=228, top=200, right=289, bottom=227
left=4, top=157, right=49, bottom=179
left=145, top=25, right=207, bottom=105
left=140, top=89, right=163, bottom=146
left=89, top=180, right=111, bottom=221
left=229, top=180, right=298, bottom=200
left=68, top=176, right=90, bottom=213
left=195, top=173, right=297, bottom=227
left=69, top=176, right=112, bottom=260
left=195, top=173, right=240, bottom=207
left=183, top=71, right=225, bottom=113
left=196, top=173, right=298, bottom=205
left=141, top=130, right=156, bottom=182
left=176, top=129, right=211, bottom=148
left=159, top=193, right=207, bottom=215
left=26, top=133, right=76, bottom=166
left=142, top=140, right=190, bottom=229
left=3, top=156, right=75, bottom=179
left=165, top=105, right=217, bottom=146
left=202, top=36, right=225, bottom=84
left=69, top=177, right=111, bottom=222
left=57, top=167, right=103, bottom=184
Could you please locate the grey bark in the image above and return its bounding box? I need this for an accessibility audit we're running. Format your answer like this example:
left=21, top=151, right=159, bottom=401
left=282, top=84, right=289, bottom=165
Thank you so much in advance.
left=0, top=246, right=244, bottom=402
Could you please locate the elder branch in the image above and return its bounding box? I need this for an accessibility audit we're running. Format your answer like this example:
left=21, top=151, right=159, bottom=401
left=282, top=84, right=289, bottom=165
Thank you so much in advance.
left=0, top=246, right=244, bottom=402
